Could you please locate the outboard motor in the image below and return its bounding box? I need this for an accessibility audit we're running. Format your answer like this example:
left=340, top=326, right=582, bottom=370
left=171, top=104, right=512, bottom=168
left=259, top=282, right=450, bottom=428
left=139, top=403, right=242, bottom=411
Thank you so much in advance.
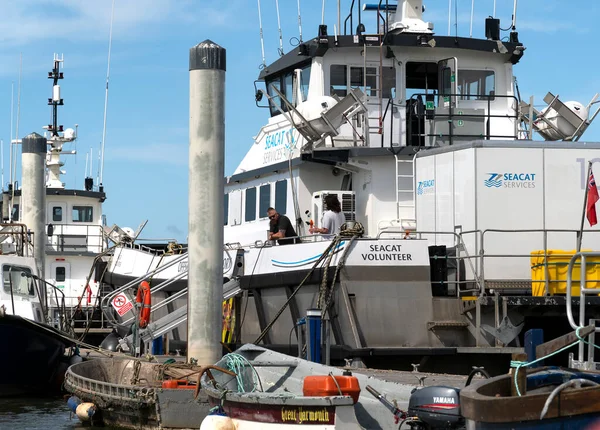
left=407, top=386, right=463, bottom=429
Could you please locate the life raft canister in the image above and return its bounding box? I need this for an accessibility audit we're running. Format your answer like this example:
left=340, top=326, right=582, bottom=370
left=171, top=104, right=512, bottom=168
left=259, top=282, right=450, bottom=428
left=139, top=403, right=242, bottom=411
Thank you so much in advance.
left=136, top=281, right=151, bottom=328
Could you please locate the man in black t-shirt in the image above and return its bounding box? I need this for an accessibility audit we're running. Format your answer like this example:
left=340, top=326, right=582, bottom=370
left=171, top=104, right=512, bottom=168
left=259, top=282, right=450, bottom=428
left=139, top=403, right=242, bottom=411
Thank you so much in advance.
left=267, top=207, right=298, bottom=245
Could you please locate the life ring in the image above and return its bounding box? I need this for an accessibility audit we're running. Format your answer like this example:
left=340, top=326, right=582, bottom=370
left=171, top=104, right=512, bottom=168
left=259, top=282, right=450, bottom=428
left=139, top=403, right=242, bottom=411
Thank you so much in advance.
left=136, top=281, right=151, bottom=328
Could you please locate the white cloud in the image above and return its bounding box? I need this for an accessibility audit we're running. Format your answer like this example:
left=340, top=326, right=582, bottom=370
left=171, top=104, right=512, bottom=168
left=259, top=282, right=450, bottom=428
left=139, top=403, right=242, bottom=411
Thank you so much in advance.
left=0, top=0, right=243, bottom=47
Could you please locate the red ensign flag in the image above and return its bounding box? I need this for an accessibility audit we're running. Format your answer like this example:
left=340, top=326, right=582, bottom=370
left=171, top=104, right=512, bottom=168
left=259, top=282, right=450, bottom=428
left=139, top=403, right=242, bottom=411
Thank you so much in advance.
left=587, top=170, right=599, bottom=226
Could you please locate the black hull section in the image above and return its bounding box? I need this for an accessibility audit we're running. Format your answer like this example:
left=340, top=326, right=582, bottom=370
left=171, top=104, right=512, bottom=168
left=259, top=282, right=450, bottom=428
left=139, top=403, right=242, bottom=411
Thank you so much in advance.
left=0, top=315, right=74, bottom=397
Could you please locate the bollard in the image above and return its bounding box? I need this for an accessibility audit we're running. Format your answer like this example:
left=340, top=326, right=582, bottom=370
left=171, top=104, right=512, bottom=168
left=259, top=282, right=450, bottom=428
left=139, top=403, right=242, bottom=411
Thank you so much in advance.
left=306, top=309, right=322, bottom=363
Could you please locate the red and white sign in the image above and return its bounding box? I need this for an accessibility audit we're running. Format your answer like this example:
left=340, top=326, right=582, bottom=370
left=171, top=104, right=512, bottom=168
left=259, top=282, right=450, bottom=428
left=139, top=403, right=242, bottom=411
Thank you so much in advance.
left=111, top=293, right=133, bottom=316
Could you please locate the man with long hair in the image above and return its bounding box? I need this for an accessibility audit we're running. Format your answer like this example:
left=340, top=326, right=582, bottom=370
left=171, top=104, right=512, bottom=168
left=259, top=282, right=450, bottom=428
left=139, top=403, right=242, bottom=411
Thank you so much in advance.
left=309, top=194, right=346, bottom=236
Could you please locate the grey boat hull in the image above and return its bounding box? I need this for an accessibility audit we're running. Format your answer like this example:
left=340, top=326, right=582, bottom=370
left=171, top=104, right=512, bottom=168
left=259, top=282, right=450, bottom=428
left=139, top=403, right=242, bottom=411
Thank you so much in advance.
left=64, top=356, right=210, bottom=430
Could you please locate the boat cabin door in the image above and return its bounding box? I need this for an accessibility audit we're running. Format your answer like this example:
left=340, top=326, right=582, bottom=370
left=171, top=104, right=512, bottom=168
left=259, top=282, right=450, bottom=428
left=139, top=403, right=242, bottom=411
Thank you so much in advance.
left=50, top=262, right=70, bottom=303
left=438, top=57, right=458, bottom=108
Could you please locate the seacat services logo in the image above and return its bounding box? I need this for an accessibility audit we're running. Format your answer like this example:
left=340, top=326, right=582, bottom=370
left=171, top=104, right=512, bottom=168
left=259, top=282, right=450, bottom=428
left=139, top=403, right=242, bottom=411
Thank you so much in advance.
left=417, top=179, right=435, bottom=195
left=484, top=172, right=536, bottom=189
left=484, top=173, right=503, bottom=188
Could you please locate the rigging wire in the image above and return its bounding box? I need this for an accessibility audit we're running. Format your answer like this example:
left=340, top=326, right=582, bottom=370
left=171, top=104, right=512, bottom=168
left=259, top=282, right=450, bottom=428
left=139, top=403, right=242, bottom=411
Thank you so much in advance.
left=275, top=0, right=284, bottom=56
left=257, top=0, right=267, bottom=68
left=99, top=0, right=115, bottom=187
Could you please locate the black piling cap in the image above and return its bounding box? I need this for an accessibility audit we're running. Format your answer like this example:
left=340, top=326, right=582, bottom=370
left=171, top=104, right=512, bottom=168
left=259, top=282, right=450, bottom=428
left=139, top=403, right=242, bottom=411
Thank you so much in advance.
left=22, top=132, right=47, bottom=154
left=189, top=39, right=226, bottom=72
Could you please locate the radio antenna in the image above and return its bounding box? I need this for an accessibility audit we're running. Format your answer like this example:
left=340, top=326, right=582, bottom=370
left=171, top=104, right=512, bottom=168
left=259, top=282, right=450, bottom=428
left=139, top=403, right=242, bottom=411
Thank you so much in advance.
left=257, top=0, right=266, bottom=68
left=99, top=0, right=115, bottom=186
left=275, top=0, right=284, bottom=56
left=297, top=0, right=303, bottom=43
left=9, top=82, right=13, bottom=186
left=321, top=0, right=326, bottom=25
left=447, top=0, right=452, bottom=35
left=511, top=0, right=518, bottom=29
left=470, top=0, right=475, bottom=37
left=493, top=0, right=496, bottom=17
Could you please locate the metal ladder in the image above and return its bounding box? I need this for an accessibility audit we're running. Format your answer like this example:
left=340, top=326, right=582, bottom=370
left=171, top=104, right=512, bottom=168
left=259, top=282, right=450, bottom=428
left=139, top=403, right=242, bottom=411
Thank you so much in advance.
left=362, top=32, right=385, bottom=146
left=395, top=154, right=415, bottom=220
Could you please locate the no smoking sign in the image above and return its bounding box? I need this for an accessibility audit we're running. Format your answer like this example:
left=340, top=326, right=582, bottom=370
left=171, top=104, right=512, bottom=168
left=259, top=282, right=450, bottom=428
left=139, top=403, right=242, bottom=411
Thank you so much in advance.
left=111, top=293, right=134, bottom=316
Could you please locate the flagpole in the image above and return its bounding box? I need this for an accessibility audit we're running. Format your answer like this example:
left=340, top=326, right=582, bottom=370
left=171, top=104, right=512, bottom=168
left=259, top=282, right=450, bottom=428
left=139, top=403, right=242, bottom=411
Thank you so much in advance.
left=577, top=161, right=592, bottom=252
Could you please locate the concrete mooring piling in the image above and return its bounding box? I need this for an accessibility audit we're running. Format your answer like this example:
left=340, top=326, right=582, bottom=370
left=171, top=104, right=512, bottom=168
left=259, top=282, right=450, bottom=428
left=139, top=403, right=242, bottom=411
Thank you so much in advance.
left=187, top=40, right=226, bottom=365
left=21, top=132, right=47, bottom=306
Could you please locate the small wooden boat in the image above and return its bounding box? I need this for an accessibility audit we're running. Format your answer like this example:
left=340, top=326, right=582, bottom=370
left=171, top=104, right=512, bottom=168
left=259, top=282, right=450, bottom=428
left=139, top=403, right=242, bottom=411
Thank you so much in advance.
left=461, top=366, right=600, bottom=429
left=199, top=344, right=416, bottom=430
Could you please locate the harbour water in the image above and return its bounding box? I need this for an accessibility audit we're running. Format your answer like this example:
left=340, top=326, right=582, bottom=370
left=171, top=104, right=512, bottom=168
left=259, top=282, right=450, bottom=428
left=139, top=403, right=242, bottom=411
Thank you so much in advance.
left=0, top=397, right=118, bottom=430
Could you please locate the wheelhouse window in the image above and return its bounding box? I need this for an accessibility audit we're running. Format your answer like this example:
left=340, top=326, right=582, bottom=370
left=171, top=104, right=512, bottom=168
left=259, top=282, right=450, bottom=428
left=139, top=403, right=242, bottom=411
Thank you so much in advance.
left=275, top=180, right=287, bottom=214
left=457, top=70, right=495, bottom=100
left=72, top=206, right=93, bottom=223
left=299, top=64, right=311, bottom=102
left=245, top=188, right=257, bottom=222
left=259, top=184, right=271, bottom=218
left=265, top=62, right=312, bottom=117
left=3, top=265, right=34, bottom=296
left=330, top=65, right=348, bottom=97
left=52, top=206, right=63, bottom=222
left=224, top=194, right=229, bottom=226
left=11, top=204, right=19, bottom=221
left=330, top=65, right=395, bottom=98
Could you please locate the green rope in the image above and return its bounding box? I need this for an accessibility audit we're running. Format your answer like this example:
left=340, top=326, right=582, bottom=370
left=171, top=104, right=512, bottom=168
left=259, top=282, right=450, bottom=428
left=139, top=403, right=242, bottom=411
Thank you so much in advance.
left=510, top=326, right=596, bottom=396
left=223, top=353, right=263, bottom=393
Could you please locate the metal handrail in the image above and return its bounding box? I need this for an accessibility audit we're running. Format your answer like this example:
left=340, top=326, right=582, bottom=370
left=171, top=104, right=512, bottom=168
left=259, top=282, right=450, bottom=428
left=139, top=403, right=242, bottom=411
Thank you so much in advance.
left=406, top=93, right=520, bottom=146
left=480, top=228, right=600, bottom=296
left=101, top=252, right=188, bottom=313
left=117, top=271, right=188, bottom=326
left=566, top=251, right=600, bottom=332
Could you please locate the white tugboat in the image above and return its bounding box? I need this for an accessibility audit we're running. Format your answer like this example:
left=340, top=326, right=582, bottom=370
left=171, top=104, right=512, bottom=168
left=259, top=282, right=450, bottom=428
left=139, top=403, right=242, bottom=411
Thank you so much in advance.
left=2, top=55, right=118, bottom=340
left=100, top=0, right=600, bottom=372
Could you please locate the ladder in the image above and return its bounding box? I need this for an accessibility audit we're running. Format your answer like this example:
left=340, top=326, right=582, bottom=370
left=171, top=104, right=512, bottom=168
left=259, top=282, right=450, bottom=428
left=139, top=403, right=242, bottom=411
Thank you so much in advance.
left=395, top=154, right=415, bottom=220
left=362, top=31, right=385, bottom=146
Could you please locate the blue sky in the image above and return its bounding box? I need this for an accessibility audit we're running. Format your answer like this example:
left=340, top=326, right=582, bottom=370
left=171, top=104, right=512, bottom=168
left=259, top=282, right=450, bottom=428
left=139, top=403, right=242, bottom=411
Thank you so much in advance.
left=0, top=0, right=598, bottom=243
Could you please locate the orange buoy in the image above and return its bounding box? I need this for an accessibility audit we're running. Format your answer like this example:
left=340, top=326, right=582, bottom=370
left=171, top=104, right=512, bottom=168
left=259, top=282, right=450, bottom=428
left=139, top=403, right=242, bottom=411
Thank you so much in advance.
left=303, top=374, right=361, bottom=404
left=136, top=281, right=151, bottom=328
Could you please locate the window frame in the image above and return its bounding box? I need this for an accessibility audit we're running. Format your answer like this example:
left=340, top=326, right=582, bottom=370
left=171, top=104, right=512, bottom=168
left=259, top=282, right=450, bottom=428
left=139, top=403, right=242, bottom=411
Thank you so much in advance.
left=72, top=205, right=94, bottom=223
left=274, top=180, right=287, bottom=215
left=2, top=264, right=35, bottom=297
left=244, top=187, right=257, bottom=222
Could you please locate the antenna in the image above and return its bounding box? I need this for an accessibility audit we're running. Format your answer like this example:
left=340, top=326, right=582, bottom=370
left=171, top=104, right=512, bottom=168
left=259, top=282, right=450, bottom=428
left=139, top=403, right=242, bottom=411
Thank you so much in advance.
left=275, top=0, right=284, bottom=56
left=337, top=0, right=341, bottom=33
left=85, top=150, right=89, bottom=179
left=493, top=0, right=496, bottom=17
left=470, top=0, right=475, bottom=37
left=447, top=0, right=452, bottom=36
left=257, top=0, right=267, bottom=68
left=512, top=0, right=518, bottom=29
left=1, top=140, right=4, bottom=189
left=455, top=0, right=458, bottom=38
left=99, top=0, right=115, bottom=187
left=9, top=82, right=13, bottom=186
left=321, top=0, right=326, bottom=25
left=297, top=0, right=303, bottom=43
